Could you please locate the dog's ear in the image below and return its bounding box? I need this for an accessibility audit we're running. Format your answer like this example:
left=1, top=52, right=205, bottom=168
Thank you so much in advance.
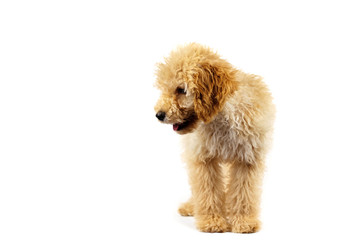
left=193, top=60, right=238, bottom=123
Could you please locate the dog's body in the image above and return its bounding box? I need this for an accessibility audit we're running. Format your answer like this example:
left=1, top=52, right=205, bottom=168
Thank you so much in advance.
left=155, top=43, right=275, bottom=233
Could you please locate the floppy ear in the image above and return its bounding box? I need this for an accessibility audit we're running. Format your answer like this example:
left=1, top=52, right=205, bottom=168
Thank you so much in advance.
left=193, top=60, right=238, bottom=123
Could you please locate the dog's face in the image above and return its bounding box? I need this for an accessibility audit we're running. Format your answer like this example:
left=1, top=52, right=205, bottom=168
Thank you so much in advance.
left=154, top=43, right=238, bottom=135
left=154, top=76, right=199, bottom=135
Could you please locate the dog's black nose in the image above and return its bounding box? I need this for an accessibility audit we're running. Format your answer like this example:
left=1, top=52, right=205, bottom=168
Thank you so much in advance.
left=156, top=111, right=166, bottom=121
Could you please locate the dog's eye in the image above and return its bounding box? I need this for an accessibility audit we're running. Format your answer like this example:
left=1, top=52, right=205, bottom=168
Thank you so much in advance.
left=176, top=87, right=186, bottom=95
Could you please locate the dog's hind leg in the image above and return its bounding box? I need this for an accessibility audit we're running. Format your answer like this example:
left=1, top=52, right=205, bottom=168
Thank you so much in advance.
left=178, top=197, right=194, bottom=216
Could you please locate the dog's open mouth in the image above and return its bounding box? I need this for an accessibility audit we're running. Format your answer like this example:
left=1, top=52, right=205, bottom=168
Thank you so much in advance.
left=173, top=121, right=190, bottom=131
left=172, top=114, right=197, bottom=132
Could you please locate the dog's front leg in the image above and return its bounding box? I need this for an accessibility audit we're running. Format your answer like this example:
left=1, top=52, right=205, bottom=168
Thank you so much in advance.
left=187, top=158, right=228, bottom=232
left=226, top=160, right=264, bottom=233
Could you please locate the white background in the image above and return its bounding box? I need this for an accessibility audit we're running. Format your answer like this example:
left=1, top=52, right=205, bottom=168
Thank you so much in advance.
left=1, top=0, right=360, bottom=239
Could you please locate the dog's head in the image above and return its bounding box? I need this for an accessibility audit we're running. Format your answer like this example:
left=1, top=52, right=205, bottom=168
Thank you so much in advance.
left=154, top=43, right=238, bottom=134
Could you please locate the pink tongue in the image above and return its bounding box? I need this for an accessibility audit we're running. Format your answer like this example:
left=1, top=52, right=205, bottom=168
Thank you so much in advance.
left=173, top=124, right=179, bottom=131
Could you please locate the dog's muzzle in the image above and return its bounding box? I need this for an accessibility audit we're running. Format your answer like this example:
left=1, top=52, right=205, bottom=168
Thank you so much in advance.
left=156, top=111, right=166, bottom=121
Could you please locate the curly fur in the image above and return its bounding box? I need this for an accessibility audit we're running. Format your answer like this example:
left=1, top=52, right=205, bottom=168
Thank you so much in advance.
left=154, top=43, right=275, bottom=233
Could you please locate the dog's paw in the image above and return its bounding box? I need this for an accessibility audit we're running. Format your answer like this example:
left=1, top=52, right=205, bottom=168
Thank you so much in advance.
left=230, top=216, right=260, bottom=233
left=178, top=201, right=194, bottom=216
left=196, top=215, right=229, bottom=233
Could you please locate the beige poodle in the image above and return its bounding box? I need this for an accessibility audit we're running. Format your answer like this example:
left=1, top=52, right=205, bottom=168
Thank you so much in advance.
left=154, top=43, right=275, bottom=233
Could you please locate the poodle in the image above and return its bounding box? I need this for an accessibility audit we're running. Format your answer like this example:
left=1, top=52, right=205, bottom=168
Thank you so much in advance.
left=154, top=43, right=275, bottom=233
